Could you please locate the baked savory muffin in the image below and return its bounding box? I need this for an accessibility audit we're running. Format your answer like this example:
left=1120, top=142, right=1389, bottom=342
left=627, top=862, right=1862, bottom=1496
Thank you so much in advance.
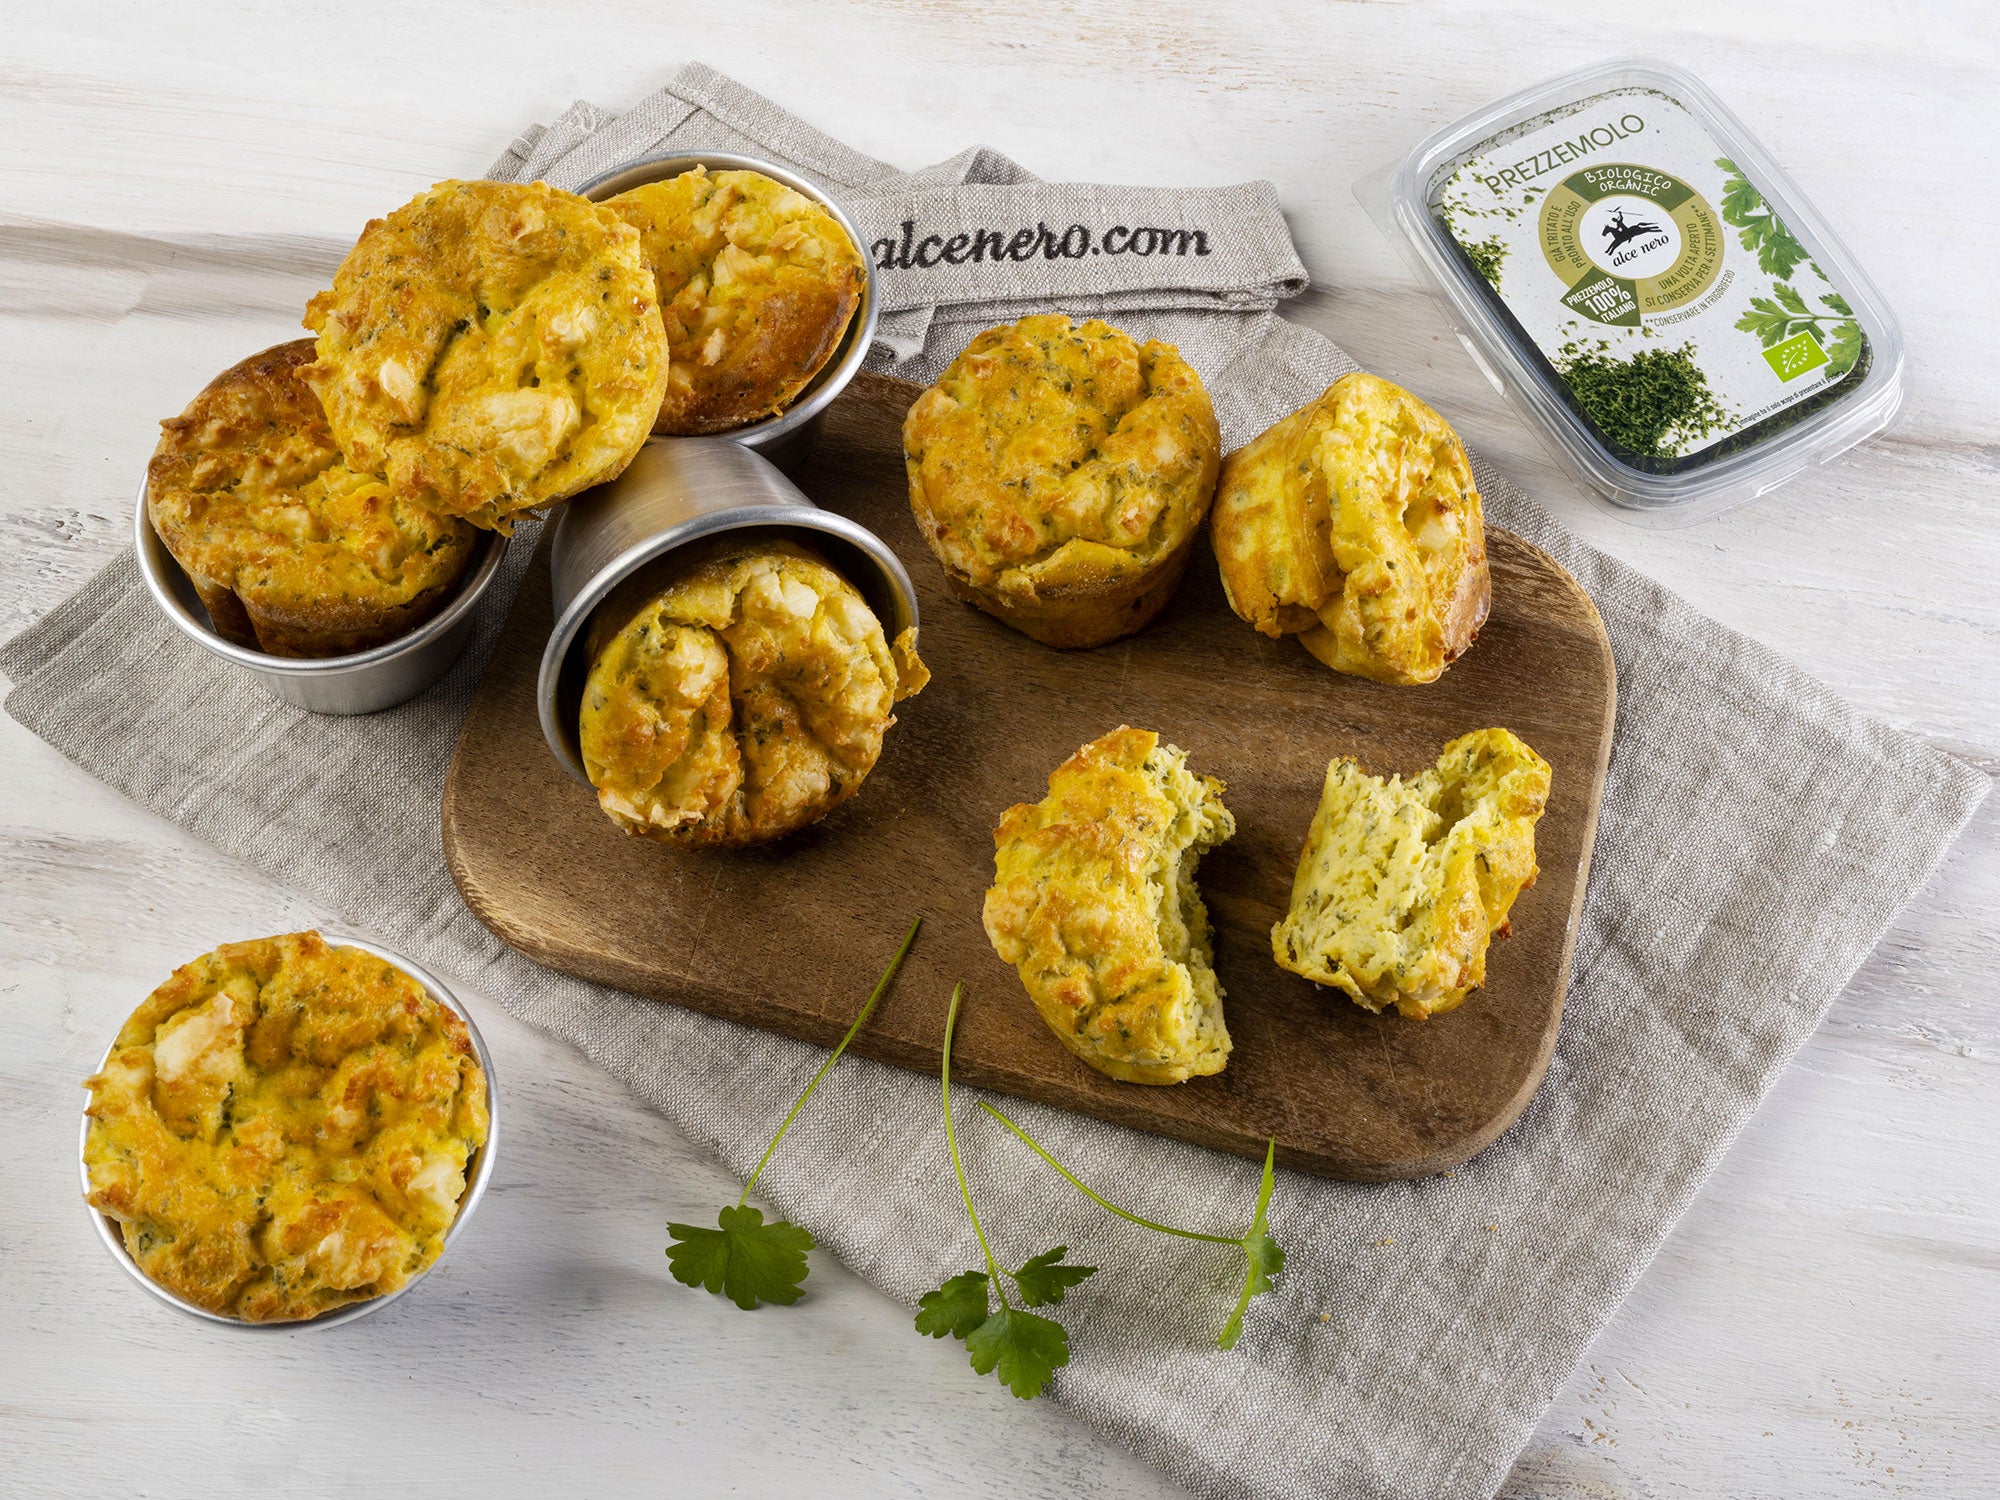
left=579, top=539, right=928, bottom=848
left=81, top=931, right=489, bottom=1322
left=303, top=179, right=669, bottom=531
left=146, top=340, right=478, bottom=657
left=1272, top=729, right=1551, bottom=1019
left=1212, top=372, right=1489, bottom=685
left=902, top=315, right=1221, bottom=649
left=983, top=726, right=1235, bottom=1084
left=603, top=166, right=866, bottom=435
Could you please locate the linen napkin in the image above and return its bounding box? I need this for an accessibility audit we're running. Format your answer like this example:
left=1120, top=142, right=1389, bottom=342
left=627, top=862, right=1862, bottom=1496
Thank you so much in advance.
left=6, top=65, right=1988, bottom=1500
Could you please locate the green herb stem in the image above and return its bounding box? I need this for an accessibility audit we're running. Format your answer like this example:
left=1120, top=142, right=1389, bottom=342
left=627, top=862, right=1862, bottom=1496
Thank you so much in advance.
left=738, top=916, right=921, bottom=1207
left=976, top=1100, right=1240, bottom=1245
left=941, top=983, right=1009, bottom=1307
left=1220, top=1139, right=1279, bottom=1346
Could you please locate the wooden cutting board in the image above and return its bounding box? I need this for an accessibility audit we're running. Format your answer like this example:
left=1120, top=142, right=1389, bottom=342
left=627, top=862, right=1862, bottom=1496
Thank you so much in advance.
left=443, top=372, right=1616, bottom=1181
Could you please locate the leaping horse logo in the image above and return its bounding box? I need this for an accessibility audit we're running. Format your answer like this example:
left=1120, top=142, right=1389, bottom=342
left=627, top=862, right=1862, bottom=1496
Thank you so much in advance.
left=1601, top=205, right=1666, bottom=254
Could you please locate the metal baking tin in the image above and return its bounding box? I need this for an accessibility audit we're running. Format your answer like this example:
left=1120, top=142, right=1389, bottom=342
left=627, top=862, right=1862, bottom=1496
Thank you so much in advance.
left=537, top=436, right=919, bottom=787
left=573, top=149, right=880, bottom=473
left=135, top=480, right=510, bottom=716
left=79, top=933, right=500, bottom=1330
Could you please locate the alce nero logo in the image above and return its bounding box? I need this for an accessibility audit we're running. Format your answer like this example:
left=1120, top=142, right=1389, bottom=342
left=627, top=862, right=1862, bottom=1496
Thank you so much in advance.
left=1539, top=163, right=1723, bottom=327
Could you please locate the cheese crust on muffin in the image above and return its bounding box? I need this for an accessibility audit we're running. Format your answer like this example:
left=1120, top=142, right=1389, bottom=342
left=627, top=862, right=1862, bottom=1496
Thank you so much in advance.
left=903, top=316, right=1221, bottom=649
left=303, top=179, right=669, bottom=531
left=603, top=166, right=865, bottom=435
left=579, top=540, right=928, bottom=848
left=146, top=341, right=477, bottom=657
left=1272, top=729, right=1550, bottom=1019
left=1212, top=372, right=1489, bottom=685
left=81, top=931, right=489, bottom=1323
left=983, top=726, right=1235, bottom=1084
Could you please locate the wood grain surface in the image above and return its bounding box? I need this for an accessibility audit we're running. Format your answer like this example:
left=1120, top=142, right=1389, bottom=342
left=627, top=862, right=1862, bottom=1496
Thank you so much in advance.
left=444, top=373, right=1615, bottom=1181
left=4, top=5, right=1996, bottom=1498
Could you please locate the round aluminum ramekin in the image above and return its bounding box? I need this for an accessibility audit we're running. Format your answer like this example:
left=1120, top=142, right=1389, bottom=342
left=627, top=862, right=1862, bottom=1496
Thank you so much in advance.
left=135, top=480, right=511, bottom=716
left=79, top=933, right=500, bottom=1331
left=574, top=149, right=880, bottom=473
left=538, top=437, right=918, bottom=787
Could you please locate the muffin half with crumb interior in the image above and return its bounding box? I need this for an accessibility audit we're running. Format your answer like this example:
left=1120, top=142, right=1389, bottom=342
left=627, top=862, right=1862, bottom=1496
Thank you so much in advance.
left=983, top=725, right=1235, bottom=1084
left=1272, top=729, right=1550, bottom=1019
left=146, top=340, right=477, bottom=657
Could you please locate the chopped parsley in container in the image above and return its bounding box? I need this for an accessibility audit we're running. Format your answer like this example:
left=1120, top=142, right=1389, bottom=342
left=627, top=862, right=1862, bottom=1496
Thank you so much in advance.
left=1365, top=60, right=1903, bottom=524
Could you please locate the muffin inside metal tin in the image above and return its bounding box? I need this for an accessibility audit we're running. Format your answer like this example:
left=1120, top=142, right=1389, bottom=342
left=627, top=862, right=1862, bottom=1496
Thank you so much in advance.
left=575, top=150, right=880, bottom=463
left=78, top=935, right=500, bottom=1330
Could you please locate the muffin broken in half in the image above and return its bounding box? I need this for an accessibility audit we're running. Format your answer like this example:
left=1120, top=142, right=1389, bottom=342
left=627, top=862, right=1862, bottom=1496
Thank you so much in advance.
left=983, top=726, right=1235, bottom=1084
left=1273, top=729, right=1551, bottom=1019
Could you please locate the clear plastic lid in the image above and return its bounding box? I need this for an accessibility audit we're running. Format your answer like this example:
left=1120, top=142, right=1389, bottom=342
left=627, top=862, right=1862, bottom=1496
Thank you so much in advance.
left=1361, top=59, right=1904, bottom=525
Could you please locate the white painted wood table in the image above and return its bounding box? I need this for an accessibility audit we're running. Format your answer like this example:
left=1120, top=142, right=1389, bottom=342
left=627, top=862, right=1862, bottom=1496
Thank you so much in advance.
left=3, top=4, right=1994, bottom=1496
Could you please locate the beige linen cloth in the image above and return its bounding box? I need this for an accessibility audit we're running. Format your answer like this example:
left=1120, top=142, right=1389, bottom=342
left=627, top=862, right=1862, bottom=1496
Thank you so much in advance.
left=5, top=64, right=1987, bottom=1500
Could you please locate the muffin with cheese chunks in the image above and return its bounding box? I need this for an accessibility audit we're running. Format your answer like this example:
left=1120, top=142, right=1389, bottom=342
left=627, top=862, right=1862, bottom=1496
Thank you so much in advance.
left=81, top=931, right=489, bottom=1322
left=579, top=539, right=927, bottom=848
left=146, top=340, right=478, bottom=657
left=303, top=179, right=669, bottom=531
left=903, top=315, right=1220, bottom=648
left=1272, top=729, right=1551, bottom=1019
left=603, top=166, right=865, bottom=434
left=983, top=726, right=1235, bottom=1084
left=1212, top=372, right=1489, bottom=685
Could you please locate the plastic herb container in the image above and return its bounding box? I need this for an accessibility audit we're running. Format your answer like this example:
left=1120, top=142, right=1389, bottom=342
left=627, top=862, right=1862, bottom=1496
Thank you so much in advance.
left=1363, top=59, right=1903, bottom=524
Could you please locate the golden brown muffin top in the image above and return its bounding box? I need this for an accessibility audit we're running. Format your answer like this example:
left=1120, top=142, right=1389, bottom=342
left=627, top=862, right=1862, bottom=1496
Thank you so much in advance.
left=903, top=316, right=1220, bottom=602
left=983, top=726, right=1235, bottom=1085
left=579, top=540, right=927, bottom=848
left=302, top=179, right=668, bottom=531
left=1212, top=372, right=1489, bottom=685
left=146, top=341, right=477, bottom=656
left=604, top=167, right=865, bottom=435
left=1272, top=729, right=1550, bottom=1019
left=82, top=931, right=489, bottom=1322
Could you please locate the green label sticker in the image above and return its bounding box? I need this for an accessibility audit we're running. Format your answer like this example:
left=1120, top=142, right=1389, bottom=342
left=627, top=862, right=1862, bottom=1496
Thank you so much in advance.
left=1763, top=329, right=1829, bottom=382
left=1560, top=266, right=1640, bottom=326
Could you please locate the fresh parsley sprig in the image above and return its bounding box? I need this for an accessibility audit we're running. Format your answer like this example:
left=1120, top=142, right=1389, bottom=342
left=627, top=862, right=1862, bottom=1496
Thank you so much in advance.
left=976, top=1100, right=1283, bottom=1350
left=666, top=917, right=920, bottom=1309
left=915, top=984, right=1098, bottom=1399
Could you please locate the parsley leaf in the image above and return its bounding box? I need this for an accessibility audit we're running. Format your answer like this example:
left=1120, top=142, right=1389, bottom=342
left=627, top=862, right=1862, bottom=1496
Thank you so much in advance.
left=978, top=1099, right=1286, bottom=1350
left=1736, top=297, right=1802, bottom=348
left=666, top=1205, right=814, bottom=1309
left=915, top=1270, right=992, bottom=1340
left=916, top=984, right=1084, bottom=1400
left=1715, top=157, right=1810, bottom=278
left=665, top=917, right=920, bottom=1309
left=966, top=1307, right=1072, bottom=1400
left=1011, top=1246, right=1096, bottom=1308
left=1824, top=319, right=1866, bottom=381
left=1771, top=281, right=1812, bottom=317
left=1218, top=1140, right=1283, bottom=1350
